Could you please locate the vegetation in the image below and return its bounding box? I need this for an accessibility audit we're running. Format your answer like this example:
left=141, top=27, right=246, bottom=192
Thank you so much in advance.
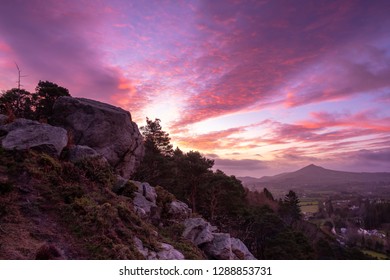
left=131, top=117, right=369, bottom=259
left=0, top=80, right=70, bottom=122
left=0, top=147, right=202, bottom=259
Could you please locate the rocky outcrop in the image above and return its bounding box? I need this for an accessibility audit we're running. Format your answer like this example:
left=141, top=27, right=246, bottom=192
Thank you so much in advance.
left=1, top=118, right=40, bottom=133
left=0, top=118, right=67, bottom=156
left=133, top=237, right=184, bottom=260
left=202, top=233, right=257, bottom=260
left=231, top=238, right=256, bottom=260
left=168, top=201, right=191, bottom=221
left=157, top=243, right=185, bottom=260
left=132, top=181, right=157, bottom=204
left=182, top=217, right=256, bottom=260
left=204, top=233, right=232, bottom=259
left=130, top=181, right=159, bottom=221
left=51, top=97, right=144, bottom=178
left=182, top=218, right=215, bottom=246
left=133, top=192, right=157, bottom=219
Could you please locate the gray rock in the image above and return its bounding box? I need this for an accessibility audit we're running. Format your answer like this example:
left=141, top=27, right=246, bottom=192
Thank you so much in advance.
left=51, top=97, right=144, bottom=178
left=168, top=200, right=192, bottom=220
left=133, top=237, right=184, bottom=260
left=132, top=181, right=157, bottom=204
left=0, top=114, right=7, bottom=125
left=133, top=237, right=156, bottom=260
left=1, top=118, right=67, bottom=156
left=230, top=238, right=256, bottom=260
left=204, top=233, right=233, bottom=259
left=67, top=145, right=107, bottom=163
left=0, top=118, right=40, bottom=133
left=133, top=193, right=156, bottom=218
left=132, top=181, right=159, bottom=220
left=182, top=218, right=215, bottom=246
left=157, top=243, right=185, bottom=260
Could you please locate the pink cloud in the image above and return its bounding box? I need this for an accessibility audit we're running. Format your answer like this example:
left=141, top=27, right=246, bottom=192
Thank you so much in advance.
left=299, top=110, right=390, bottom=132
left=0, top=0, right=128, bottom=102
left=168, top=0, right=390, bottom=129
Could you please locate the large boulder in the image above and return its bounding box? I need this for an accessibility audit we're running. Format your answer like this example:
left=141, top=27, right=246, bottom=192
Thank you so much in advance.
left=157, top=243, right=185, bottom=260
left=0, top=118, right=67, bottom=156
left=132, top=182, right=159, bottom=220
left=202, top=233, right=256, bottom=260
left=230, top=238, right=256, bottom=260
left=51, top=97, right=144, bottom=178
left=182, top=218, right=215, bottom=246
left=0, top=118, right=40, bottom=133
left=133, top=237, right=157, bottom=260
left=168, top=200, right=192, bottom=221
left=133, top=193, right=157, bottom=219
left=131, top=181, right=157, bottom=204
left=204, top=233, right=233, bottom=259
left=182, top=217, right=256, bottom=260
left=133, top=237, right=184, bottom=260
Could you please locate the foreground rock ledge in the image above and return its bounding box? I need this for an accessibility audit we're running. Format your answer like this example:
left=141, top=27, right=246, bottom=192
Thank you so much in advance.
left=0, top=118, right=67, bottom=156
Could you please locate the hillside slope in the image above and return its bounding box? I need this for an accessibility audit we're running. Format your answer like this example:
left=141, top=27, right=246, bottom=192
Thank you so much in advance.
left=0, top=148, right=204, bottom=259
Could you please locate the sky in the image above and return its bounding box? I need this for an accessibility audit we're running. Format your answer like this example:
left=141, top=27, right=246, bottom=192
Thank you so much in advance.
left=0, top=0, right=389, bottom=177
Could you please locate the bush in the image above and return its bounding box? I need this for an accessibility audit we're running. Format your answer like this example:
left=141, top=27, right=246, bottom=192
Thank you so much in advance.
left=35, top=244, right=62, bottom=260
left=75, top=157, right=115, bottom=187
left=120, top=181, right=138, bottom=199
left=0, top=181, right=13, bottom=195
left=60, top=184, right=84, bottom=204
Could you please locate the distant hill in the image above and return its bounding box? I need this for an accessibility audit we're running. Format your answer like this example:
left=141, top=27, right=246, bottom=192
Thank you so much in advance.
left=239, top=164, right=390, bottom=190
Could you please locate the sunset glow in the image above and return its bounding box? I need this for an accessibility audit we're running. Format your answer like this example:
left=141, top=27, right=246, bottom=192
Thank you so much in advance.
left=1, top=0, right=389, bottom=176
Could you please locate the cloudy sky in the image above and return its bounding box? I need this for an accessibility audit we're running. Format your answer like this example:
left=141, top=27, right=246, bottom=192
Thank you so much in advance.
left=1, top=0, right=389, bottom=177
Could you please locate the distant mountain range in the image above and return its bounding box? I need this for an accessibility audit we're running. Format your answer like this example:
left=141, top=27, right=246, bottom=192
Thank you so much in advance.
left=239, top=164, right=390, bottom=189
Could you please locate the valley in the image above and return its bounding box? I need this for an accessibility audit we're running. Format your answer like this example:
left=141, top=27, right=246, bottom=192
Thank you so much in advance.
left=240, top=164, right=390, bottom=259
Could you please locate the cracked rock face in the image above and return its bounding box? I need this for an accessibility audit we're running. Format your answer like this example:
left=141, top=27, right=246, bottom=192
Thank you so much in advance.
left=51, top=97, right=144, bottom=178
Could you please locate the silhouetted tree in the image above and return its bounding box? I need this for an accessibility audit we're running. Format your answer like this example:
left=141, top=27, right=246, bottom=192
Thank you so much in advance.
left=279, top=190, right=302, bottom=225
left=197, top=170, right=246, bottom=222
left=132, top=118, right=175, bottom=186
left=0, top=80, right=70, bottom=121
left=175, top=151, right=214, bottom=213
left=0, top=88, right=34, bottom=119
left=34, top=80, right=70, bottom=121
left=141, top=118, right=173, bottom=156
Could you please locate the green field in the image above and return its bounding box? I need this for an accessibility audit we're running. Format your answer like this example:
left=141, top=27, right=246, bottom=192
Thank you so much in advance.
left=300, top=201, right=319, bottom=213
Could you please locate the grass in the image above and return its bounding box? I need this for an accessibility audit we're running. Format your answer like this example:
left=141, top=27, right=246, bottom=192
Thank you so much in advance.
left=300, top=201, right=319, bottom=213
left=0, top=148, right=141, bottom=258
left=0, top=146, right=204, bottom=259
left=361, top=249, right=389, bottom=260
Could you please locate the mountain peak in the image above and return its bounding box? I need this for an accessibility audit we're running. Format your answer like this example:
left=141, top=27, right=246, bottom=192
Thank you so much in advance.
left=300, top=164, right=324, bottom=171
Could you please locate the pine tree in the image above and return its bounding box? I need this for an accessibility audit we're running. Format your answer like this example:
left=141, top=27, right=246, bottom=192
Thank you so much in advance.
left=141, top=118, right=173, bottom=156
left=279, top=190, right=302, bottom=225
left=132, top=118, right=174, bottom=185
